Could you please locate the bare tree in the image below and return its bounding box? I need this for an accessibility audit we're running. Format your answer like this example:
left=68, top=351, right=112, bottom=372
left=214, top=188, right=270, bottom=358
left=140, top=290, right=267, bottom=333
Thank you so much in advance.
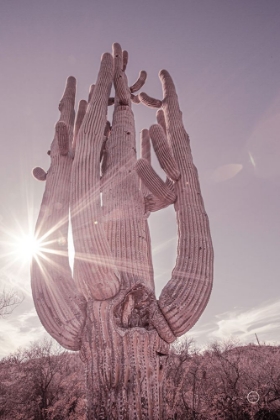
left=0, top=338, right=86, bottom=420
left=0, top=288, right=24, bottom=317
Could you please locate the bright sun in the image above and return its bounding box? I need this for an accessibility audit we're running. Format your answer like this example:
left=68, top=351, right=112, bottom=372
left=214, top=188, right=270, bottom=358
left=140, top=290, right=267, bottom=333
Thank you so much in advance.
left=0, top=226, right=45, bottom=286
left=15, top=234, right=41, bottom=261
left=1, top=216, right=74, bottom=278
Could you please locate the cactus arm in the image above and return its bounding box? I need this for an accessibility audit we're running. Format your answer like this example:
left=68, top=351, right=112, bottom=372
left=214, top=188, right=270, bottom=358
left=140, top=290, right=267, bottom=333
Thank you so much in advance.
left=144, top=193, right=174, bottom=213
left=56, top=120, right=70, bottom=155
left=101, top=43, right=154, bottom=291
left=130, top=93, right=140, bottom=104
left=130, top=70, right=147, bottom=93
left=156, top=109, right=167, bottom=134
left=149, top=124, right=180, bottom=182
left=72, top=99, right=87, bottom=153
left=138, top=129, right=176, bottom=214
left=70, top=52, right=121, bottom=301
left=139, top=92, right=162, bottom=109
left=87, top=84, right=95, bottom=102
left=140, top=70, right=214, bottom=337
left=103, top=120, right=111, bottom=139
left=122, top=49, right=128, bottom=71
left=139, top=129, right=151, bottom=218
left=136, top=158, right=176, bottom=204
left=140, top=128, right=151, bottom=163
left=113, top=43, right=132, bottom=107
left=31, top=77, right=86, bottom=351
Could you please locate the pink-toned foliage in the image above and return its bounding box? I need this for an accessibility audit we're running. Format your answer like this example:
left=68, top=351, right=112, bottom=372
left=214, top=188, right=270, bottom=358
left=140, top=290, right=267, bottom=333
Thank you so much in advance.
left=171, top=341, right=280, bottom=419
left=0, top=338, right=86, bottom=420
left=1, top=340, right=279, bottom=419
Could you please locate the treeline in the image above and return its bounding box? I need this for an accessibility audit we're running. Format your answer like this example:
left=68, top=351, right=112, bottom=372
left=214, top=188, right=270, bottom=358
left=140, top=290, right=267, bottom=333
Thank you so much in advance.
left=165, top=340, right=280, bottom=419
left=0, top=339, right=86, bottom=419
left=0, top=338, right=279, bottom=419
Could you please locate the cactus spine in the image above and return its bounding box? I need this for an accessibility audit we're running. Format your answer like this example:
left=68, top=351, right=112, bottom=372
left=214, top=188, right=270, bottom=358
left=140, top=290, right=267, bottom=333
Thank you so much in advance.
left=31, top=43, right=213, bottom=419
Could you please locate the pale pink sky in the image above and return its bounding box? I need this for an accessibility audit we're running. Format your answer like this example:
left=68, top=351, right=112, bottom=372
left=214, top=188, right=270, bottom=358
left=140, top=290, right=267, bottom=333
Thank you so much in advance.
left=0, top=0, right=279, bottom=357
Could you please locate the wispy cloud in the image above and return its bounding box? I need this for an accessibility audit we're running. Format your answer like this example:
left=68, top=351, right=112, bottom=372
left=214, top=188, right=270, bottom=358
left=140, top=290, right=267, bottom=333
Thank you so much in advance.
left=0, top=307, right=45, bottom=358
left=187, top=299, right=280, bottom=347
left=1, top=299, right=279, bottom=359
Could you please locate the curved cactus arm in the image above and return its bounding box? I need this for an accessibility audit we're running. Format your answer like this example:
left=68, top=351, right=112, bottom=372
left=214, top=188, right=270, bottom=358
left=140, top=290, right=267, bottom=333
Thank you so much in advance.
left=140, top=70, right=214, bottom=337
left=31, top=77, right=86, bottom=350
left=130, top=93, right=140, bottom=104
left=136, top=159, right=176, bottom=204
left=144, top=193, right=174, bottom=213
left=138, top=128, right=176, bottom=213
left=139, top=92, right=162, bottom=109
left=130, top=70, right=147, bottom=93
left=70, top=52, right=121, bottom=301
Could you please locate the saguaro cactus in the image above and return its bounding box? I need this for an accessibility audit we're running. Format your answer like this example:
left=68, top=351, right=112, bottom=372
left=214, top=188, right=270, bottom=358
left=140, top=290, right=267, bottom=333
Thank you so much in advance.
left=31, top=43, right=213, bottom=419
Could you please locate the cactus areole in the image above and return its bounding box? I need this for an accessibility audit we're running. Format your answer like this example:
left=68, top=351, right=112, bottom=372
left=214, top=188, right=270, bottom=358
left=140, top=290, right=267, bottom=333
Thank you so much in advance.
left=31, top=43, right=214, bottom=419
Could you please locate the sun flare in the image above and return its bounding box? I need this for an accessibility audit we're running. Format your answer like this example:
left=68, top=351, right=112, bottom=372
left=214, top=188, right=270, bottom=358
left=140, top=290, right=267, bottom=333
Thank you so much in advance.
left=14, top=234, right=41, bottom=261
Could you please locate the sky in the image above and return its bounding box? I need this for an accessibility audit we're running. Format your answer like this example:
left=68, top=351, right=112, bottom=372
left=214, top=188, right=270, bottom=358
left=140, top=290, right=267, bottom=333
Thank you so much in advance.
left=0, top=0, right=280, bottom=358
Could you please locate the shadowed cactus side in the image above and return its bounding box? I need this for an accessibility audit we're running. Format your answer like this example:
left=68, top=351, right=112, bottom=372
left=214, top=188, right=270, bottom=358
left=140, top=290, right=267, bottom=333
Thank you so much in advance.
left=31, top=43, right=213, bottom=419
